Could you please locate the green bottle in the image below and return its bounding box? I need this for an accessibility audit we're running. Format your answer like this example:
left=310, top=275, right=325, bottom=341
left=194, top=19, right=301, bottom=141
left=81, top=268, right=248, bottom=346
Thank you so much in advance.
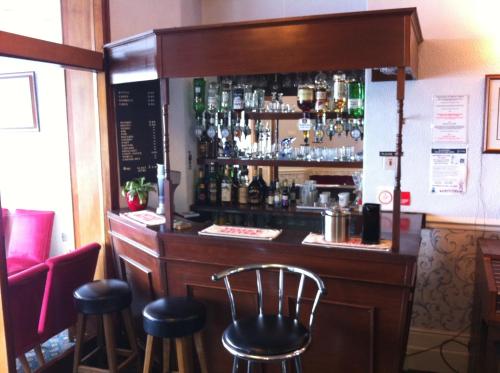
left=193, top=78, right=206, bottom=117
left=348, top=79, right=364, bottom=119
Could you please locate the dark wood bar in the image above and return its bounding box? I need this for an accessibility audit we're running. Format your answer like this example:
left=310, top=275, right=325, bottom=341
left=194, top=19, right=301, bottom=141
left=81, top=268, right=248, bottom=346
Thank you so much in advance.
left=108, top=211, right=422, bottom=372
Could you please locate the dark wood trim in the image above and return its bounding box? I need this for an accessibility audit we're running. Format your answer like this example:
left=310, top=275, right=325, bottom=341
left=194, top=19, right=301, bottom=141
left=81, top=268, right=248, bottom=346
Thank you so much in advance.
left=105, top=8, right=423, bottom=82
left=392, top=67, right=406, bottom=252
left=0, top=200, right=15, bottom=373
left=0, top=30, right=103, bottom=71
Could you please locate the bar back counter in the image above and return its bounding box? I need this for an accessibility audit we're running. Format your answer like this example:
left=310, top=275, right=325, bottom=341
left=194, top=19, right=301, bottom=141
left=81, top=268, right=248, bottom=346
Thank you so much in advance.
left=105, top=8, right=424, bottom=372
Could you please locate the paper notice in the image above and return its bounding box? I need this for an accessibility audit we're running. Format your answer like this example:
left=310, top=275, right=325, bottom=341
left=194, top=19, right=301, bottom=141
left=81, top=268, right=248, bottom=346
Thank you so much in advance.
left=432, top=95, right=468, bottom=143
left=430, top=148, right=467, bottom=195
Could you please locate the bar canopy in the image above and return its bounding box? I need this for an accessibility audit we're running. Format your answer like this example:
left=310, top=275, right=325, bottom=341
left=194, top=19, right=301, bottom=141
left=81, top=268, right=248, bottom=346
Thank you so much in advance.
left=105, top=7, right=423, bottom=84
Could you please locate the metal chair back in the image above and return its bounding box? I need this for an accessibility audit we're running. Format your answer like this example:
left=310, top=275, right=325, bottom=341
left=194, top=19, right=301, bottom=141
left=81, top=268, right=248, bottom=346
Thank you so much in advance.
left=212, top=263, right=327, bottom=329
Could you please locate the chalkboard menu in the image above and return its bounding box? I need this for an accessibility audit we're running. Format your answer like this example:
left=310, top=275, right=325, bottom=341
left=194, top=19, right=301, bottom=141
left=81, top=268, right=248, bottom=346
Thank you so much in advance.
left=114, top=80, right=163, bottom=185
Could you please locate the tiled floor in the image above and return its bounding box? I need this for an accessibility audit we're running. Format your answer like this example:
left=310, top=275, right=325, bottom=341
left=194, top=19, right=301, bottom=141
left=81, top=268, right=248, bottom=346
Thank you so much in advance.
left=16, top=331, right=73, bottom=372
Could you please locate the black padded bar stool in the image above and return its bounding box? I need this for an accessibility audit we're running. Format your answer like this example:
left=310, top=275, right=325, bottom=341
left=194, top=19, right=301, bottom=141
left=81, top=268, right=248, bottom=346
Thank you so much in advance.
left=73, top=279, right=140, bottom=373
left=142, top=297, right=208, bottom=373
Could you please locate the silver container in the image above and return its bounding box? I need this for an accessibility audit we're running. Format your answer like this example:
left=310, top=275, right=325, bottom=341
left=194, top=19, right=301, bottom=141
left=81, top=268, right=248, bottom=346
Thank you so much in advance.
left=322, top=208, right=350, bottom=243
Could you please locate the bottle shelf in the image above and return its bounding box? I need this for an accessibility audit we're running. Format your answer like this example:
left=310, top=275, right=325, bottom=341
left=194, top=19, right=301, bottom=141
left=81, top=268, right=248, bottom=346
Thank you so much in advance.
left=197, top=158, right=363, bottom=168
left=245, top=111, right=361, bottom=121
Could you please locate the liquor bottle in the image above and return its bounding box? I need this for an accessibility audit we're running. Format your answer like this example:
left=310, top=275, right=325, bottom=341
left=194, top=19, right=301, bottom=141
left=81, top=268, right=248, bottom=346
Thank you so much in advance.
left=231, top=166, right=240, bottom=204
left=314, top=72, right=329, bottom=113
left=220, top=78, right=232, bottom=113
left=220, top=165, right=232, bottom=203
left=197, top=114, right=209, bottom=159
left=281, top=179, right=289, bottom=208
left=193, top=78, right=206, bottom=116
left=257, top=168, right=268, bottom=203
left=289, top=180, right=297, bottom=204
left=267, top=180, right=275, bottom=207
left=248, top=176, right=261, bottom=206
left=273, top=180, right=281, bottom=208
left=238, top=166, right=249, bottom=205
left=232, top=84, right=245, bottom=115
left=348, top=78, right=365, bottom=119
left=194, top=167, right=207, bottom=204
left=207, top=81, right=219, bottom=113
left=207, top=163, right=219, bottom=205
left=297, top=83, right=315, bottom=145
left=331, top=73, right=347, bottom=115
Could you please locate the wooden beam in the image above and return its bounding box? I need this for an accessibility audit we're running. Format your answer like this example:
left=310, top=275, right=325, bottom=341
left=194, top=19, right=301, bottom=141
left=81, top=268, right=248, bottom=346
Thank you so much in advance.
left=0, top=30, right=103, bottom=71
left=392, top=67, right=406, bottom=252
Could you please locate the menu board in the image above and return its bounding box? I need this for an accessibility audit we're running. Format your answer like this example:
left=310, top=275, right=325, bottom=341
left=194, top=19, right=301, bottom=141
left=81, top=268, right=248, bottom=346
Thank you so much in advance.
left=114, top=80, right=163, bottom=185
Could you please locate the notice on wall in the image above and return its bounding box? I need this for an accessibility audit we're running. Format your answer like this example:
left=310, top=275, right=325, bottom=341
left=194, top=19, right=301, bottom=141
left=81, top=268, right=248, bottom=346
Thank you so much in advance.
left=430, top=148, right=467, bottom=195
left=431, top=95, right=468, bottom=143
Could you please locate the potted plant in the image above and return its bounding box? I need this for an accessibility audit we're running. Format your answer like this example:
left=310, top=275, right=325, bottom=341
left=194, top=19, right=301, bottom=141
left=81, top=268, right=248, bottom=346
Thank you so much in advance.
left=121, top=177, right=156, bottom=211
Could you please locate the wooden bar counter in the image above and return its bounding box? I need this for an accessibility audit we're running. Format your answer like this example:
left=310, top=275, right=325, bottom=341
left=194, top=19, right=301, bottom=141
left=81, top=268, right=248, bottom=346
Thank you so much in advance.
left=108, top=211, right=422, bottom=372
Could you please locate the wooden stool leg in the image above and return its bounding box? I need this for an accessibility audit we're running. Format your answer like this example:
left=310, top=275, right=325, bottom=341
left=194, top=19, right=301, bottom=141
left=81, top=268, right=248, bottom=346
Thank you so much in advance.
left=193, top=331, right=208, bottom=373
left=143, top=335, right=155, bottom=373
left=73, top=313, right=86, bottom=373
left=103, top=314, right=118, bottom=373
left=162, top=338, right=170, bottom=373
left=34, top=344, right=45, bottom=366
left=175, top=337, right=193, bottom=373
left=19, top=354, right=31, bottom=373
left=121, top=308, right=140, bottom=370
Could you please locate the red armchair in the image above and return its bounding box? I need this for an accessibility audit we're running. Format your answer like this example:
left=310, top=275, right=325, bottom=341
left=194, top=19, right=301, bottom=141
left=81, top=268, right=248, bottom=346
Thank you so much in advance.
left=37, top=243, right=100, bottom=345
left=7, top=263, right=49, bottom=372
left=7, top=209, right=54, bottom=276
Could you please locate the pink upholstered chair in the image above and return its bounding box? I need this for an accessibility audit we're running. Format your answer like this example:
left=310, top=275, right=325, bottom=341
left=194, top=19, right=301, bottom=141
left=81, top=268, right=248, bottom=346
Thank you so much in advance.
left=37, top=243, right=100, bottom=348
left=7, top=263, right=49, bottom=373
left=7, top=209, right=55, bottom=276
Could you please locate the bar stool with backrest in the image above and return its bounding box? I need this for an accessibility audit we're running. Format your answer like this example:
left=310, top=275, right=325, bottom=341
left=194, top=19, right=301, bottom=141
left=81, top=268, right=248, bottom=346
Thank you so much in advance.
left=73, top=279, right=140, bottom=373
left=212, top=263, right=327, bottom=373
left=142, top=297, right=209, bottom=373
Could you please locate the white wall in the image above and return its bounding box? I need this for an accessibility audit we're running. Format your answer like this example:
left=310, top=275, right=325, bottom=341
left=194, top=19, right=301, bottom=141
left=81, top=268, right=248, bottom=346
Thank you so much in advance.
left=0, top=1, right=75, bottom=256
left=364, top=0, right=500, bottom=225
left=110, top=0, right=201, bottom=213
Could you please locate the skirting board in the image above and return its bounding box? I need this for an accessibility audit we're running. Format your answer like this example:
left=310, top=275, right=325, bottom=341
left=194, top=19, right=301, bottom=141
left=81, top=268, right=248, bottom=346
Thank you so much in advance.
left=404, top=327, right=470, bottom=373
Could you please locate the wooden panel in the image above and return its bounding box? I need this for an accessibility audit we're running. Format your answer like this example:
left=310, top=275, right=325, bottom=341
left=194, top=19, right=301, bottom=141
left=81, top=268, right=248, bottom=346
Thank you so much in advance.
left=296, top=298, right=374, bottom=373
left=118, top=255, right=155, bottom=317
left=161, top=14, right=406, bottom=77
left=163, top=233, right=414, bottom=287
left=108, top=214, right=161, bottom=255
left=106, top=32, right=159, bottom=84
left=0, top=200, right=15, bottom=373
left=0, top=30, right=103, bottom=71
left=162, top=259, right=411, bottom=372
left=110, top=233, right=165, bottom=314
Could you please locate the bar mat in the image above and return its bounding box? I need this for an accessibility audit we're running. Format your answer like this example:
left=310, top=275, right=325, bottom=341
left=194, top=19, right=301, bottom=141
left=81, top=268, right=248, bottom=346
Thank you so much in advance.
left=302, top=233, right=392, bottom=251
left=199, top=224, right=282, bottom=240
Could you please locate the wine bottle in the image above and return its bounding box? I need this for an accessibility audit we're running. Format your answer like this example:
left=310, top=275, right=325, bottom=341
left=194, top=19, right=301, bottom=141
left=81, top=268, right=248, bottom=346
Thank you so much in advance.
left=281, top=179, right=289, bottom=208
left=290, top=179, right=297, bottom=204
left=195, top=167, right=207, bottom=204
left=207, top=163, right=219, bottom=205
left=273, top=180, right=281, bottom=208
left=248, top=176, right=261, bottom=206
left=221, top=165, right=232, bottom=204
left=238, top=166, right=249, bottom=205
left=257, top=168, right=268, bottom=204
